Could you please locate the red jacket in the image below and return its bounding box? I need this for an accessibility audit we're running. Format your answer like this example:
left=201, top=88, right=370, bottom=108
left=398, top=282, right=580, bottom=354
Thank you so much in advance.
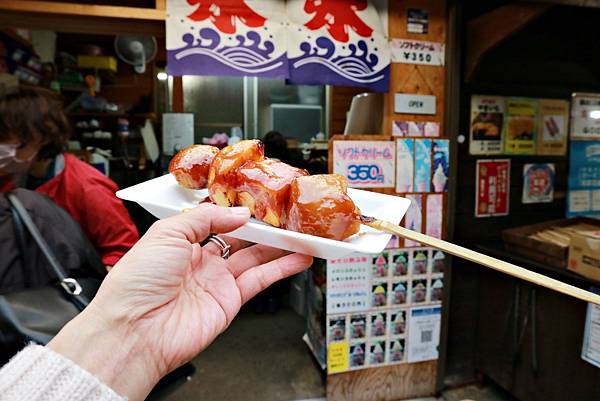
left=2, top=154, right=139, bottom=266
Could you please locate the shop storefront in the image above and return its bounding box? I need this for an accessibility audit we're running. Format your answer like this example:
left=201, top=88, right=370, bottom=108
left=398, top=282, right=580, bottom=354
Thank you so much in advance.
left=3, top=1, right=600, bottom=401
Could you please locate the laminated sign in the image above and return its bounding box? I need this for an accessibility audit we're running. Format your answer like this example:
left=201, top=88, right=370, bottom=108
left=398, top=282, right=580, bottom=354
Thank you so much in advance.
left=571, top=93, right=600, bottom=140
left=522, top=163, right=554, bottom=204
left=325, top=247, right=444, bottom=374
left=469, top=95, right=504, bottom=155
left=475, top=159, right=510, bottom=217
left=333, top=141, right=395, bottom=188
left=537, top=99, right=569, bottom=156
left=567, top=141, right=600, bottom=218
left=390, top=39, right=445, bottom=66
left=505, top=98, right=537, bottom=155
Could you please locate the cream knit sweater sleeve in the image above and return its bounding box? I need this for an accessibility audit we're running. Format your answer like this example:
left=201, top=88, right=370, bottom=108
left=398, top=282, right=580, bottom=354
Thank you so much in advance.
left=0, top=345, right=126, bottom=401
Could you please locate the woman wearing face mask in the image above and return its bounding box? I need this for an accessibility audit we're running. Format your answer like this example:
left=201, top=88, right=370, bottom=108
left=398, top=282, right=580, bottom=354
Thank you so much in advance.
left=0, top=87, right=138, bottom=269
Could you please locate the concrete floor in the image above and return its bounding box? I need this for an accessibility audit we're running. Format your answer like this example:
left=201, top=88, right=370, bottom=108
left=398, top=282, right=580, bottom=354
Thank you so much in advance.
left=169, top=306, right=326, bottom=401
left=408, top=384, right=517, bottom=401
left=166, top=308, right=513, bottom=401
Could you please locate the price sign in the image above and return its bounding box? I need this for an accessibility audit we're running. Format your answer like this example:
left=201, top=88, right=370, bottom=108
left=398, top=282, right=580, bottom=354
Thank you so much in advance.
left=333, top=141, right=396, bottom=188
left=390, top=39, right=445, bottom=66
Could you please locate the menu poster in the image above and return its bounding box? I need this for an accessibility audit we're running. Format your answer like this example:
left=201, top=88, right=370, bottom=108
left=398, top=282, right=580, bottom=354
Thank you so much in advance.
left=414, top=139, right=432, bottom=193
left=426, top=194, right=443, bottom=239
left=523, top=163, right=555, bottom=204
left=396, top=139, right=414, bottom=193
left=571, top=93, right=600, bottom=140
left=325, top=247, right=443, bottom=374
left=333, top=141, right=396, bottom=188
left=404, top=195, right=423, bottom=247
left=327, top=254, right=371, bottom=314
left=567, top=141, right=600, bottom=217
left=505, top=98, right=537, bottom=155
left=469, top=95, right=504, bottom=155
left=392, top=120, right=440, bottom=137
left=432, top=139, right=449, bottom=192
left=475, top=159, right=511, bottom=217
left=407, top=306, right=442, bottom=363
left=537, top=99, right=569, bottom=155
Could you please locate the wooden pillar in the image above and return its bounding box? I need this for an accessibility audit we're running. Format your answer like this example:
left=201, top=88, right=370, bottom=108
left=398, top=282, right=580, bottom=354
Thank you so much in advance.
left=172, top=76, right=184, bottom=113
left=327, top=1, right=447, bottom=400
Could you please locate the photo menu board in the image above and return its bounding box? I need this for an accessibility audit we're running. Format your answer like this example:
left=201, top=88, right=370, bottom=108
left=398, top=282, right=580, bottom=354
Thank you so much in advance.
left=326, top=249, right=445, bottom=373
left=468, top=95, right=569, bottom=156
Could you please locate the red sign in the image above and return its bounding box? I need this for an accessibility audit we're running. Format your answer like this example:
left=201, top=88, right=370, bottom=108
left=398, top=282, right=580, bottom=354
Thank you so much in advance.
left=475, top=159, right=510, bottom=217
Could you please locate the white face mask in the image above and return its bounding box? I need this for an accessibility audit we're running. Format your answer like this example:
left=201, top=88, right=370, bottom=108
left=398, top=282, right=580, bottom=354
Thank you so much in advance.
left=0, top=144, right=37, bottom=175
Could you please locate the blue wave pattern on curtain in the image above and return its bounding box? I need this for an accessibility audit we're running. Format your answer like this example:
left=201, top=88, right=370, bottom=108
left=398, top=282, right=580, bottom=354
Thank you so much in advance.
left=166, top=0, right=390, bottom=92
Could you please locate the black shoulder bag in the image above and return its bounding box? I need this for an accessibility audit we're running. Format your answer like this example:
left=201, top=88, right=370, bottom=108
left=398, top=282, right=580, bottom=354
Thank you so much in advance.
left=0, top=193, right=101, bottom=353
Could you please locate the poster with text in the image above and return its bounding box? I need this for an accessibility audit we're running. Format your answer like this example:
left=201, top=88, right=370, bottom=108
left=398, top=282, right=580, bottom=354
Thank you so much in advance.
left=403, top=195, right=423, bottom=247
left=475, top=159, right=510, bottom=217
left=432, top=140, right=449, bottom=192
left=571, top=93, right=600, bottom=140
left=582, top=288, right=600, bottom=368
left=414, top=139, right=432, bottom=193
left=537, top=99, right=569, bottom=155
left=469, top=95, right=504, bottom=155
left=407, top=305, right=441, bottom=363
left=396, top=139, right=414, bottom=193
left=567, top=141, right=600, bottom=217
left=426, top=194, right=443, bottom=239
left=327, top=254, right=371, bottom=314
left=505, top=98, right=537, bottom=154
left=325, top=246, right=443, bottom=374
left=523, top=163, right=554, bottom=204
left=392, top=120, right=440, bottom=137
left=390, top=39, right=445, bottom=66
left=333, top=140, right=395, bottom=188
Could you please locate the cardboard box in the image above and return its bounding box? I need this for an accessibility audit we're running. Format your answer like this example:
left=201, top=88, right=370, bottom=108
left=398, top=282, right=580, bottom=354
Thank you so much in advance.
left=503, top=217, right=600, bottom=269
left=568, top=231, right=600, bottom=281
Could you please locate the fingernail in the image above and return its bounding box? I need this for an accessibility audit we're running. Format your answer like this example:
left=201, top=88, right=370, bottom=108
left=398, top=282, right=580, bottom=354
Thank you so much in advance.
left=230, top=207, right=250, bottom=217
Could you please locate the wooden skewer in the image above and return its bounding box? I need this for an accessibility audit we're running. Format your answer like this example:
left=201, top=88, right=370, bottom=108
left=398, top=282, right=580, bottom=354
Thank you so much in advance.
left=360, top=216, right=600, bottom=306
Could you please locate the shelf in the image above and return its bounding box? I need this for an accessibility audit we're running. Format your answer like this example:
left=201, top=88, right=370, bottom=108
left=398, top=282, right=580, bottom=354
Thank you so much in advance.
left=68, top=111, right=152, bottom=118
left=0, top=28, right=34, bottom=52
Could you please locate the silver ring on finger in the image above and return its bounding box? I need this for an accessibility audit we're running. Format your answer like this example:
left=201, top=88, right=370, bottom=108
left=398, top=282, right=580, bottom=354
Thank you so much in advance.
left=206, top=235, right=231, bottom=259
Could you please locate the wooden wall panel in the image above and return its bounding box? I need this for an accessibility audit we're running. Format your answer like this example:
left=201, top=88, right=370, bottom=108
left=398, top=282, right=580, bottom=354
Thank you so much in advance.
left=383, top=0, right=447, bottom=136
left=327, top=362, right=437, bottom=401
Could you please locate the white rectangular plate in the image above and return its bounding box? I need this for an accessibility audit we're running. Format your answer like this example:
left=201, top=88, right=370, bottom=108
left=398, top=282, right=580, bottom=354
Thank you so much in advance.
left=117, top=175, right=411, bottom=259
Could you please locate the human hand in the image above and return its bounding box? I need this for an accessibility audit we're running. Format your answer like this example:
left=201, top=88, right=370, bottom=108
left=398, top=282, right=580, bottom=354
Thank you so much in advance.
left=48, top=204, right=312, bottom=400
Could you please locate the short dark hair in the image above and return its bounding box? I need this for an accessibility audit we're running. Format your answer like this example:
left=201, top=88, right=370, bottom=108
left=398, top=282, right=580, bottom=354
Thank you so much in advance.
left=262, top=130, right=288, bottom=161
left=0, top=87, right=70, bottom=159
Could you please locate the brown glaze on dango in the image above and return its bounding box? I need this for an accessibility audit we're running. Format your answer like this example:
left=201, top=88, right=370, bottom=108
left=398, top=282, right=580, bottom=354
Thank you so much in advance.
left=208, top=139, right=264, bottom=206
left=236, top=159, right=308, bottom=227
left=285, top=174, right=360, bottom=240
left=169, top=145, right=219, bottom=189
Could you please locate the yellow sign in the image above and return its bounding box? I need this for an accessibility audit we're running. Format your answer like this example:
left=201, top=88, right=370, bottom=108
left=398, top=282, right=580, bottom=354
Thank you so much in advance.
left=327, top=342, right=349, bottom=373
left=504, top=98, right=537, bottom=155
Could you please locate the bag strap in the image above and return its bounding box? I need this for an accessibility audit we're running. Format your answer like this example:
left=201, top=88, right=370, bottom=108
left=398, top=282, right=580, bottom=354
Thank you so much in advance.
left=6, top=193, right=90, bottom=310
left=8, top=196, right=31, bottom=288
